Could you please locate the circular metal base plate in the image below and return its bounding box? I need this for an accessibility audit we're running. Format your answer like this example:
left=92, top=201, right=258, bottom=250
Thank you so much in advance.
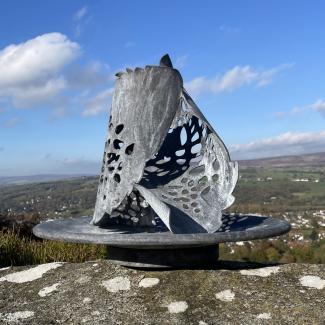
left=33, top=214, right=291, bottom=249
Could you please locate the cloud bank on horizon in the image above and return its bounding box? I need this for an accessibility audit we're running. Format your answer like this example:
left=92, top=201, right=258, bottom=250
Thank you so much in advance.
left=231, top=131, right=325, bottom=160
left=0, top=1, right=324, bottom=176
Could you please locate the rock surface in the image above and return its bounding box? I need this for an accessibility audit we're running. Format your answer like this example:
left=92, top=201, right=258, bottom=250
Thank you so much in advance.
left=0, top=261, right=324, bottom=324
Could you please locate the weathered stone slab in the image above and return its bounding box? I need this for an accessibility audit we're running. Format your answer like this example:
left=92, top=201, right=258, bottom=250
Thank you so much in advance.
left=0, top=261, right=324, bottom=324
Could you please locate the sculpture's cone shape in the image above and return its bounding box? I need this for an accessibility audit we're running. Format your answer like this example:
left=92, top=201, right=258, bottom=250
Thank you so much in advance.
left=92, top=54, right=238, bottom=233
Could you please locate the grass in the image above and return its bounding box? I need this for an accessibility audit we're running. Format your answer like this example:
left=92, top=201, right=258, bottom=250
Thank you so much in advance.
left=2, top=229, right=325, bottom=267
left=0, top=230, right=106, bottom=267
left=230, top=168, right=325, bottom=213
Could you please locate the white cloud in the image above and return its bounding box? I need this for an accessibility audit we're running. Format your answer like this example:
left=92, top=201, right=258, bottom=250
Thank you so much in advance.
left=185, top=63, right=294, bottom=97
left=175, top=55, right=188, bottom=69
left=0, top=33, right=80, bottom=107
left=302, top=99, right=325, bottom=116
left=309, top=99, right=325, bottom=114
left=219, top=25, right=240, bottom=34
left=230, top=131, right=325, bottom=160
left=50, top=104, right=70, bottom=120
left=82, top=87, right=114, bottom=117
left=274, top=111, right=285, bottom=119
left=288, top=99, right=325, bottom=118
left=13, top=78, right=67, bottom=108
left=66, top=61, right=111, bottom=89
left=0, top=33, right=80, bottom=88
left=1, top=117, right=21, bottom=128
left=290, top=106, right=303, bottom=115
left=0, top=33, right=114, bottom=118
left=124, top=41, right=135, bottom=48
left=74, top=6, right=88, bottom=21
left=73, top=6, right=89, bottom=37
left=217, top=66, right=257, bottom=91
left=58, top=157, right=100, bottom=174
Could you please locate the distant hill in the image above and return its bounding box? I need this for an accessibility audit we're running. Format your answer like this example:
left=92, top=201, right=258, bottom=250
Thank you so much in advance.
left=239, top=152, right=325, bottom=169
left=0, top=174, right=95, bottom=187
left=1, top=152, right=324, bottom=187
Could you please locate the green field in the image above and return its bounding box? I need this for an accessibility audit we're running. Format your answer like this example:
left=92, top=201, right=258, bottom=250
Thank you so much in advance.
left=230, top=167, right=325, bottom=214
left=0, top=167, right=324, bottom=217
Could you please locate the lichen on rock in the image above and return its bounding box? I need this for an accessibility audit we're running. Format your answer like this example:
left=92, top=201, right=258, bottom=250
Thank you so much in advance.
left=0, top=261, right=324, bottom=324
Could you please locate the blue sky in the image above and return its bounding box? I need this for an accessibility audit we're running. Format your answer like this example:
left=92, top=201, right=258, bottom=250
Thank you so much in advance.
left=0, top=0, right=324, bottom=176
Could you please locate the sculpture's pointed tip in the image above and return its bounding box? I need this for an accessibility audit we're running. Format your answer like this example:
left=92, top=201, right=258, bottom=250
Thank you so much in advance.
left=160, top=54, right=173, bottom=68
left=115, top=71, right=124, bottom=77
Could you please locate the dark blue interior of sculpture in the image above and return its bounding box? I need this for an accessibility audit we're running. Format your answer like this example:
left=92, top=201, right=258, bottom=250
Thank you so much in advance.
left=141, top=115, right=211, bottom=188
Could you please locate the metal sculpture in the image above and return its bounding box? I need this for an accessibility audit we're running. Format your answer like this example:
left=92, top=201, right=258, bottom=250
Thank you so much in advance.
left=92, top=54, right=238, bottom=234
left=33, top=54, right=291, bottom=268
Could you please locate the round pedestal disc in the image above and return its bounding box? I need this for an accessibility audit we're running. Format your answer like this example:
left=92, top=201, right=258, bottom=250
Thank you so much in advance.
left=33, top=214, right=290, bottom=268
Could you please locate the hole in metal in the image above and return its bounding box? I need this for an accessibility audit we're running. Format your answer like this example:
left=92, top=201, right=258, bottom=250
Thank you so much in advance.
left=113, top=174, right=121, bottom=183
left=115, top=124, right=124, bottom=134
left=113, top=139, right=124, bottom=149
left=125, top=143, right=135, bottom=155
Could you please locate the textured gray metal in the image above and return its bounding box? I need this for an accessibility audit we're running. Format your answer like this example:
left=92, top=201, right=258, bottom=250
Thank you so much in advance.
left=92, top=54, right=238, bottom=233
